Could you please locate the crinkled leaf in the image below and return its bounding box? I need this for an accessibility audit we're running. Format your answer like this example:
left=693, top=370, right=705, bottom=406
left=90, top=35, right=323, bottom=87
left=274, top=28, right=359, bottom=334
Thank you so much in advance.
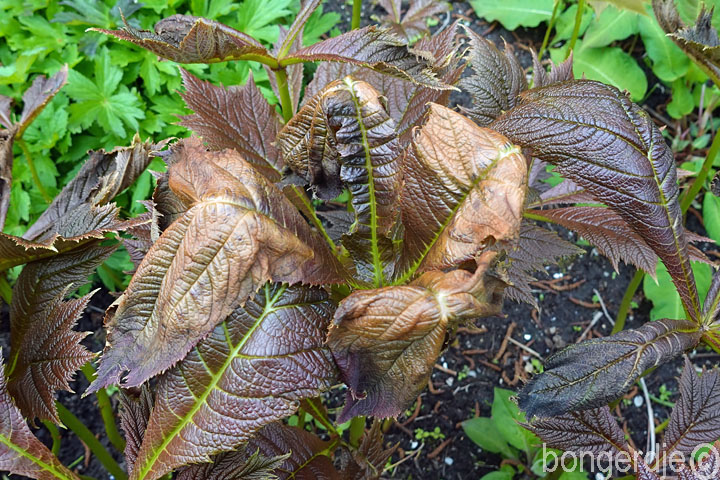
left=91, top=14, right=273, bottom=64
left=398, top=103, right=527, bottom=280
left=0, top=126, right=16, bottom=231
left=377, top=0, right=451, bottom=42
left=531, top=50, right=575, bottom=88
left=179, top=70, right=284, bottom=181
left=492, top=80, right=701, bottom=321
left=119, top=385, right=154, bottom=473
left=328, top=252, right=508, bottom=421
left=505, top=222, right=583, bottom=305
left=18, top=65, right=68, bottom=135
left=7, top=243, right=113, bottom=423
left=91, top=140, right=345, bottom=391
left=518, top=318, right=702, bottom=418
left=653, top=0, right=720, bottom=86
left=277, top=78, right=403, bottom=286
left=129, top=284, right=337, bottom=480
left=339, top=420, right=397, bottom=479
left=676, top=440, right=720, bottom=480
left=703, top=268, right=720, bottom=324
left=460, top=29, right=527, bottom=126
left=528, top=206, right=658, bottom=273
left=23, top=135, right=158, bottom=241
left=282, top=26, right=447, bottom=89
left=176, top=449, right=288, bottom=480
left=528, top=407, right=630, bottom=456
left=0, top=351, right=80, bottom=480
left=660, top=358, right=720, bottom=462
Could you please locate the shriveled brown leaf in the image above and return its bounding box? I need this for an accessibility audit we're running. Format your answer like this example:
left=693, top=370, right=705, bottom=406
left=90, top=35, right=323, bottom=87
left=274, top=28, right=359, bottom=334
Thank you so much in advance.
left=0, top=351, right=80, bottom=480
left=398, top=103, right=527, bottom=279
left=91, top=14, right=273, bottom=64
left=91, top=140, right=345, bottom=391
left=129, top=285, right=337, bottom=480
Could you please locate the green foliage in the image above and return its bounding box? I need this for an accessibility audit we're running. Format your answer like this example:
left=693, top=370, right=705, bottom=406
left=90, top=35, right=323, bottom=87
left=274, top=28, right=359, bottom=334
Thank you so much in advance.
left=644, top=260, right=712, bottom=321
left=469, top=0, right=555, bottom=30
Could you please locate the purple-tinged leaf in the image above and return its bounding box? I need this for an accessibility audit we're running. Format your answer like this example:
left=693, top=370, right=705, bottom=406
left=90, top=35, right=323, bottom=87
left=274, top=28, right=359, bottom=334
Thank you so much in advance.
left=119, top=385, right=154, bottom=474
left=492, top=80, right=701, bottom=321
left=0, top=126, right=16, bottom=231
left=0, top=95, right=11, bottom=129
left=703, top=268, right=720, bottom=324
left=377, top=0, right=451, bottom=42
left=518, top=319, right=702, bottom=417
left=339, top=420, right=397, bottom=479
left=531, top=50, right=574, bottom=88
left=18, top=65, right=68, bottom=136
left=176, top=449, right=288, bottom=480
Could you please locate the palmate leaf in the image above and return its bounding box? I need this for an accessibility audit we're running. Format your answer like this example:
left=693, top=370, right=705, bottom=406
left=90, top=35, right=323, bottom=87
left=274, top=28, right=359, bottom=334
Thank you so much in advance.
left=328, top=252, right=508, bottom=421
left=129, top=284, right=337, bottom=480
left=397, top=103, right=527, bottom=280
left=377, top=0, right=451, bottom=43
left=90, top=14, right=274, bottom=64
left=492, top=80, right=702, bottom=321
left=90, top=139, right=346, bottom=391
left=518, top=318, right=702, bottom=417
left=277, top=78, right=403, bottom=286
left=0, top=351, right=80, bottom=480
left=7, top=244, right=114, bottom=423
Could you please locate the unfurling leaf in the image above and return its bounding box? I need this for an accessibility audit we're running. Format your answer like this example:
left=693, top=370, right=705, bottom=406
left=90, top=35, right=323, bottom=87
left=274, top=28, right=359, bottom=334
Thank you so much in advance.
left=653, top=0, right=720, bottom=86
left=90, top=14, right=273, bottom=64
left=283, top=26, right=448, bottom=88
left=377, top=0, right=451, bottom=42
left=518, top=319, right=702, bottom=417
left=659, top=358, right=720, bottom=464
left=328, top=252, right=508, bottom=422
left=278, top=78, right=403, bottom=286
left=531, top=50, right=574, bottom=88
left=0, top=351, right=80, bottom=480
left=7, top=244, right=113, bottom=423
left=91, top=139, right=345, bottom=391
left=339, top=420, right=397, bottom=479
left=492, top=80, right=701, bottom=321
left=129, top=284, right=337, bottom=480
left=398, top=103, right=527, bottom=279
left=528, top=407, right=631, bottom=456
left=119, top=385, right=154, bottom=473
left=176, top=449, right=288, bottom=480
left=460, top=28, right=527, bottom=126
left=179, top=70, right=284, bottom=180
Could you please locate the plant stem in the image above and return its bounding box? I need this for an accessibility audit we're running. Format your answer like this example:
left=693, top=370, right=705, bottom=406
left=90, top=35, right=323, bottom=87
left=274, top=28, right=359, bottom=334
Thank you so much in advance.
left=0, top=273, right=11, bottom=305
left=680, top=129, right=720, bottom=212
left=17, top=138, right=52, bottom=204
left=81, top=363, right=126, bottom=453
left=348, top=415, right=365, bottom=447
left=566, top=0, right=585, bottom=59
left=351, top=0, right=362, bottom=30
left=42, top=420, right=62, bottom=456
left=56, top=403, right=127, bottom=480
left=274, top=69, right=293, bottom=123
left=612, top=269, right=644, bottom=334
left=538, top=0, right=562, bottom=61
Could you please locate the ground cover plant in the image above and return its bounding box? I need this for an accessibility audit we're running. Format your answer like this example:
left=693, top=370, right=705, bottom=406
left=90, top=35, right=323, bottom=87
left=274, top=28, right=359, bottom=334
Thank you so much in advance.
left=3, top=0, right=720, bottom=479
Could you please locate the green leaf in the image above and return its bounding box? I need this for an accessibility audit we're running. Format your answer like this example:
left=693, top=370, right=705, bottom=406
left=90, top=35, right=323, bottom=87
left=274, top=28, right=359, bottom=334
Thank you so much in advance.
left=469, top=0, right=554, bottom=30
left=303, top=4, right=341, bottom=46
left=582, top=5, right=639, bottom=49
left=235, top=0, right=293, bottom=44
left=481, top=464, right=516, bottom=480
left=462, top=417, right=517, bottom=459
left=491, top=388, right=538, bottom=454
left=667, top=79, right=695, bottom=119
left=554, top=4, right=594, bottom=42
left=703, top=192, right=720, bottom=243
left=644, top=260, right=712, bottom=321
left=638, top=6, right=690, bottom=82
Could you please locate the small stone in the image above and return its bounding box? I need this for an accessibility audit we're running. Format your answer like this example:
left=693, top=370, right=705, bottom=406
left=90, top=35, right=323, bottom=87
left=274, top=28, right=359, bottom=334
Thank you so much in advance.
left=410, top=441, right=419, bottom=449
left=634, top=395, right=644, bottom=407
left=553, top=272, right=564, bottom=279
left=523, top=333, right=532, bottom=341
left=446, top=377, right=454, bottom=387
left=468, top=370, right=477, bottom=378
left=549, top=326, right=557, bottom=335
left=445, top=457, right=454, bottom=466
left=595, top=473, right=605, bottom=480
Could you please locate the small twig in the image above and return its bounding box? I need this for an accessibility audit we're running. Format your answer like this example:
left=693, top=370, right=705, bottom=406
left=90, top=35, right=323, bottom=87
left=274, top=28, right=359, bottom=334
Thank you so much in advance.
left=434, top=364, right=457, bottom=376
left=457, top=325, right=488, bottom=335
left=577, top=312, right=604, bottom=342
left=427, top=378, right=444, bottom=395
left=427, top=437, right=453, bottom=459
left=493, top=322, right=516, bottom=361
left=568, top=296, right=600, bottom=308
left=640, top=377, right=656, bottom=464
left=507, top=337, right=543, bottom=359
left=399, top=396, right=423, bottom=427
left=593, top=288, right=615, bottom=326
left=477, top=358, right=502, bottom=372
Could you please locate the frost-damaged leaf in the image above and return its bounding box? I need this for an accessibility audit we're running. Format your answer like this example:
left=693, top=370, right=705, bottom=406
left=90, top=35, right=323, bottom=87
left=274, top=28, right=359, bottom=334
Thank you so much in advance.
left=91, top=140, right=345, bottom=391
left=282, top=26, right=447, bottom=89
left=398, top=103, right=527, bottom=279
left=518, top=318, right=702, bottom=417
left=7, top=243, right=113, bottom=423
left=492, top=80, right=701, bottom=321
left=24, top=135, right=158, bottom=241
left=460, top=29, right=527, bottom=126
left=0, top=204, right=144, bottom=271
left=176, top=449, right=288, bottom=480
left=119, top=385, right=154, bottom=473
left=129, top=284, right=337, bottom=480
left=505, top=222, right=583, bottom=305
left=377, top=0, right=451, bottom=42
left=653, top=0, right=720, bottom=86
left=91, top=14, right=273, bottom=64
left=329, top=252, right=508, bottom=421
left=179, top=70, right=283, bottom=181
left=0, top=351, right=80, bottom=480
left=277, top=78, right=403, bottom=286
left=528, top=406, right=630, bottom=455
left=658, top=358, right=720, bottom=465
left=528, top=206, right=658, bottom=274
left=18, top=65, right=68, bottom=136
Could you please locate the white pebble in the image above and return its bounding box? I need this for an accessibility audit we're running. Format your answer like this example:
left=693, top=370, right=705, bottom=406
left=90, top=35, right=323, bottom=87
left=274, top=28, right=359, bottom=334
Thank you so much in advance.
left=446, top=377, right=454, bottom=387
left=523, top=333, right=532, bottom=341
left=595, top=473, right=605, bottom=480
left=445, top=457, right=454, bottom=466
left=468, top=370, right=477, bottom=378
left=411, top=441, right=419, bottom=449
left=553, top=272, right=564, bottom=279
left=634, top=395, right=644, bottom=407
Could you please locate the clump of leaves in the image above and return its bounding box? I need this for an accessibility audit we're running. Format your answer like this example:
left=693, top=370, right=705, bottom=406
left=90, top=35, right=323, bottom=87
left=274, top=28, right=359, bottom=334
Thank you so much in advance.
left=1, top=0, right=715, bottom=478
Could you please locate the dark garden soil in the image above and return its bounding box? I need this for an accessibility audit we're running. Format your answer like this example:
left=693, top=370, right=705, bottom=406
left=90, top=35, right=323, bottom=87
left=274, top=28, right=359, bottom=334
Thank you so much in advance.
left=3, top=2, right=719, bottom=480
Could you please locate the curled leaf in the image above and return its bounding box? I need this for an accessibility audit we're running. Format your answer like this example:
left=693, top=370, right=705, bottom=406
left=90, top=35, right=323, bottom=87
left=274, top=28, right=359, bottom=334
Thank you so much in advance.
left=129, top=284, right=337, bottom=480
left=91, top=14, right=273, bottom=64
left=518, top=318, right=702, bottom=417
